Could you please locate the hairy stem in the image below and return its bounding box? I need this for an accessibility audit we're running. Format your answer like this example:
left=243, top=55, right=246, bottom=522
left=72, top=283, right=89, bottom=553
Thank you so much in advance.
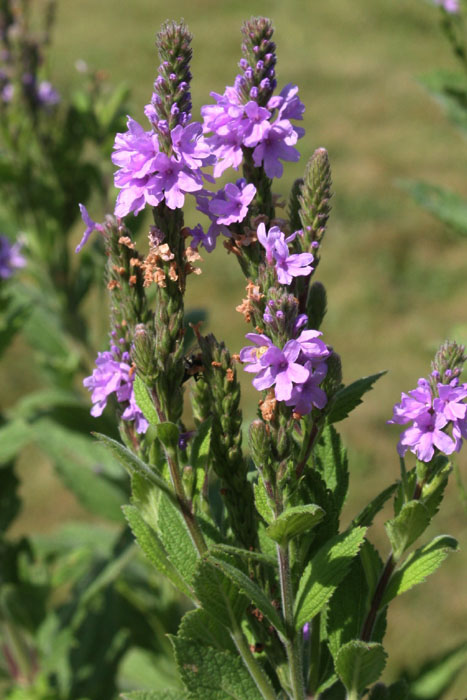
left=278, top=544, right=306, bottom=700
left=231, top=622, right=277, bottom=700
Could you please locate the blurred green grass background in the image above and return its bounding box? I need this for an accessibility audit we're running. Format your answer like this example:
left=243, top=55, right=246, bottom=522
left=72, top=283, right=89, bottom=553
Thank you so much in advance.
left=6, top=0, right=467, bottom=695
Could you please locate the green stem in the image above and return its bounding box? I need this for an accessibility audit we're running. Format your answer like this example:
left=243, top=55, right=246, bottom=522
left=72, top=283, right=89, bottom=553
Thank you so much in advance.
left=278, top=544, right=306, bottom=700
left=307, top=613, right=321, bottom=696
left=231, top=621, right=277, bottom=700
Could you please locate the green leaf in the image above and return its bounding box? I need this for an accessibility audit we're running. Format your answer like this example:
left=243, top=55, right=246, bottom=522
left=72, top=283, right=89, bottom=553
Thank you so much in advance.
left=406, top=641, right=467, bottom=700
left=254, top=479, right=274, bottom=524
left=193, top=559, right=247, bottom=630
left=335, top=641, right=387, bottom=696
left=327, top=555, right=370, bottom=659
left=352, top=483, right=398, bottom=529
left=133, top=376, right=159, bottom=425
left=209, top=555, right=286, bottom=636
left=121, top=691, right=186, bottom=700
left=170, top=637, right=263, bottom=699
left=359, top=539, right=384, bottom=600
left=0, top=464, right=20, bottom=532
left=327, top=372, right=386, bottom=425
left=368, top=680, right=409, bottom=700
left=384, top=501, right=430, bottom=560
left=94, top=432, right=177, bottom=505
left=32, top=421, right=127, bottom=522
left=294, top=527, right=367, bottom=629
left=0, top=420, right=32, bottom=466
left=210, top=543, right=277, bottom=568
left=123, top=505, right=192, bottom=597
left=157, top=493, right=199, bottom=587
left=155, top=422, right=179, bottom=451
left=398, top=179, right=467, bottom=237
left=313, top=424, right=349, bottom=512
left=382, top=535, right=458, bottom=605
left=189, top=418, right=212, bottom=471
left=265, top=504, right=325, bottom=546
left=178, top=608, right=236, bottom=654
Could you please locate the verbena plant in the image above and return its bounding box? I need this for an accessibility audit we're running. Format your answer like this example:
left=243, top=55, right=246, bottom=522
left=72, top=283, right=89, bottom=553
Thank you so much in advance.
left=69, top=17, right=465, bottom=700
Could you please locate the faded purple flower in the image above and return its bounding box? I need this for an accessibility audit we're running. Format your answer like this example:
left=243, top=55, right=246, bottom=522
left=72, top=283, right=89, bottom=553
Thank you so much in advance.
left=75, top=204, right=105, bottom=253
left=37, top=80, right=60, bottom=106
left=435, top=0, right=459, bottom=12
left=0, top=235, right=25, bottom=279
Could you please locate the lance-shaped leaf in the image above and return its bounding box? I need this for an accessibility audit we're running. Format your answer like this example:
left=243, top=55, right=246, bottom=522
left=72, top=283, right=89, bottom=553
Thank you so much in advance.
left=93, top=432, right=177, bottom=505
left=133, top=375, right=159, bottom=425
left=265, top=504, right=325, bottom=547
left=335, top=641, right=387, bottom=696
left=210, top=543, right=277, bottom=567
left=157, top=493, right=199, bottom=586
left=170, top=637, right=263, bottom=700
left=208, top=555, right=286, bottom=636
left=190, top=417, right=212, bottom=471
left=0, top=420, right=32, bottom=466
left=254, top=479, right=274, bottom=524
left=382, top=535, right=458, bottom=605
left=398, top=179, right=467, bottom=237
left=294, top=527, right=366, bottom=629
left=418, top=68, right=467, bottom=136
left=406, top=640, right=467, bottom=700
left=327, top=372, right=386, bottom=425
left=122, top=504, right=192, bottom=598
left=313, top=424, right=348, bottom=512
left=384, top=501, right=430, bottom=560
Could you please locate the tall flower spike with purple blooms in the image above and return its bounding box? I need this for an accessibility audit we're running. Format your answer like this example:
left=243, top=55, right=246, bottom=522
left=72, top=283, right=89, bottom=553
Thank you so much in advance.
left=389, top=341, right=467, bottom=462
left=112, top=22, right=212, bottom=219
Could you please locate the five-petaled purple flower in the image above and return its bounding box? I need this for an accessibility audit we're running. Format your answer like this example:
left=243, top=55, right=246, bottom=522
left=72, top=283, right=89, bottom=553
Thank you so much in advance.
left=0, top=235, right=26, bottom=279
left=209, top=179, right=256, bottom=226
left=84, top=347, right=148, bottom=434
left=257, top=223, right=314, bottom=284
left=389, top=376, right=467, bottom=462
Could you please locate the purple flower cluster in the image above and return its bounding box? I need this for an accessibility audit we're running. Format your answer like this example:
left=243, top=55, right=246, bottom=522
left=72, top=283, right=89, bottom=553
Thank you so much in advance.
left=0, top=235, right=25, bottom=279
left=112, top=117, right=212, bottom=218
left=84, top=346, right=148, bottom=434
left=240, top=329, right=329, bottom=414
left=188, top=179, right=256, bottom=252
left=257, top=223, right=313, bottom=284
left=389, top=375, right=467, bottom=462
left=201, top=83, right=304, bottom=179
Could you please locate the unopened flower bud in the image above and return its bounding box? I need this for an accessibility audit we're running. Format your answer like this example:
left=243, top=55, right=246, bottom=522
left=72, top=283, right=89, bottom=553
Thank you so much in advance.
left=131, top=324, right=157, bottom=383
left=323, top=351, right=343, bottom=400
left=306, top=281, right=327, bottom=330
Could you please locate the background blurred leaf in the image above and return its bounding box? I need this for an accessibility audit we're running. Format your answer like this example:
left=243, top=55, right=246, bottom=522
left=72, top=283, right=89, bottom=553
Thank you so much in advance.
left=418, top=69, right=467, bottom=136
left=398, top=179, right=467, bottom=236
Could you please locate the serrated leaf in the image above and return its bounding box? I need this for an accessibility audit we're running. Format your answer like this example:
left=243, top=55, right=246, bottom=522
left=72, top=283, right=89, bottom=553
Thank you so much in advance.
left=170, top=637, right=264, bottom=699
left=157, top=493, right=199, bottom=586
left=327, top=555, right=370, bottom=659
left=313, top=425, right=349, bottom=511
left=123, top=505, right=192, bottom=597
left=398, top=179, right=467, bottom=237
left=254, top=479, right=274, bottom=524
left=193, top=559, right=247, bottom=630
left=335, top=641, right=387, bottom=695
left=294, top=527, right=367, bottom=629
left=359, top=539, right=384, bottom=600
left=0, top=420, right=32, bottom=466
left=133, top=376, right=159, bottom=424
left=209, top=555, right=286, bottom=636
left=178, top=609, right=236, bottom=654
left=384, top=501, right=430, bottom=560
left=352, top=483, right=398, bottom=529
left=265, top=505, right=325, bottom=546
left=382, top=535, right=458, bottom=605
left=327, top=372, right=386, bottom=424
left=94, top=432, right=177, bottom=505
left=155, top=422, right=179, bottom=451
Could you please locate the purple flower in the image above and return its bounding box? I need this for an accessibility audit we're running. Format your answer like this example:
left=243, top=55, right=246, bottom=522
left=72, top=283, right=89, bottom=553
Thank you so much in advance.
left=399, top=412, right=456, bottom=462
left=242, top=101, right=271, bottom=147
left=257, top=222, right=285, bottom=263
left=75, top=204, right=105, bottom=253
left=273, top=237, right=314, bottom=285
left=296, top=330, right=330, bottom=362
left=252, top=120, right=300, bottom=179
left=209, top=179, right=256, bottom=225
left=268, top=84, right=305, bottom=136
left=189, top=191, right=231, bottom=252
left=83, top=349, right=148, bottom=434
left=285, top=361, right=328, bottom=414
left=389, top=374, right=467, bottom=462
left=171, top=122, right=213, bottom=169
left=240, top=333, right=309, bottom=401
left=0, top=235, right=25, bottom=279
